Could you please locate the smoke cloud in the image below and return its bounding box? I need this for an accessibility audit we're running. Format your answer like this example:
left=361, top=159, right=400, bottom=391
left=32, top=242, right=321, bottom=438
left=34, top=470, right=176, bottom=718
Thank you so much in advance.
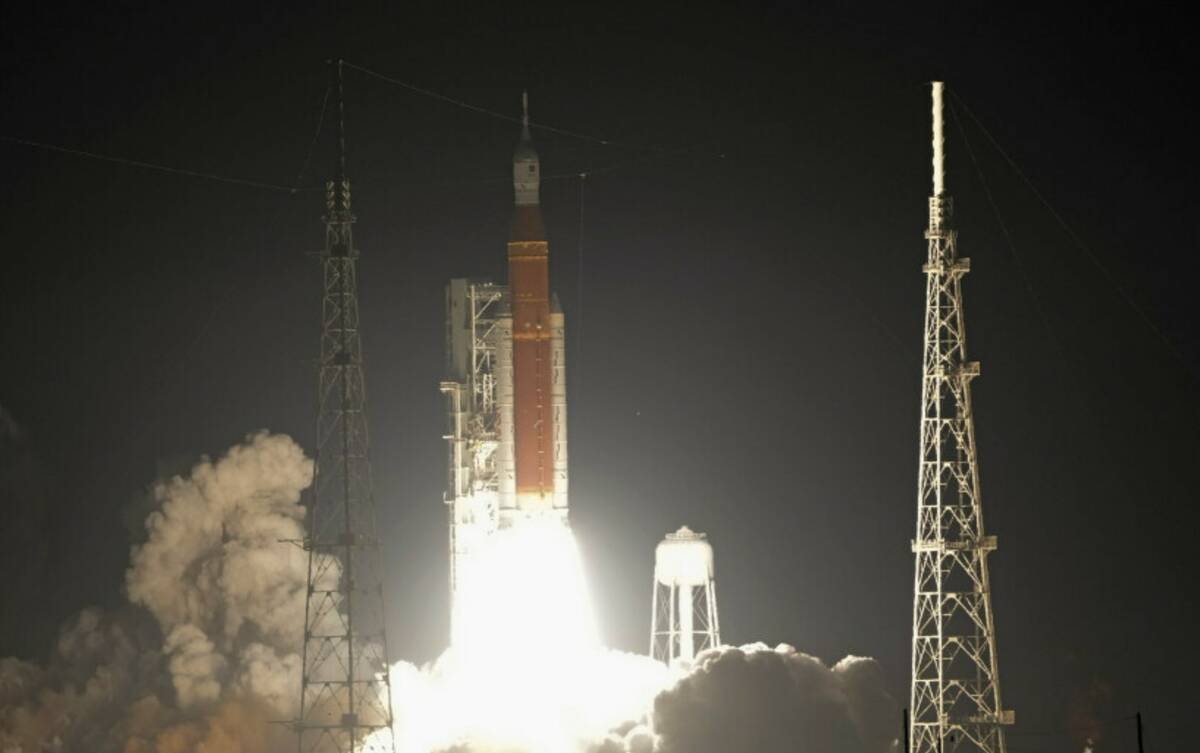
left=648, top=644, right=898, bottom=753
left=1, top=430, right=900, bottom=753
left=384, top=643, right=898, bottom=753
left=0, top=431, right=311, bottom=753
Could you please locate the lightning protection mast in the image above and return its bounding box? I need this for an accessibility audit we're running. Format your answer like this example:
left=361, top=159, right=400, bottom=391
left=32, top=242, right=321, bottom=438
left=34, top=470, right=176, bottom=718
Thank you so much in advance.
left=909, top=82, right=1013, bottom=753
left=296, top=60, right=396, bottom=753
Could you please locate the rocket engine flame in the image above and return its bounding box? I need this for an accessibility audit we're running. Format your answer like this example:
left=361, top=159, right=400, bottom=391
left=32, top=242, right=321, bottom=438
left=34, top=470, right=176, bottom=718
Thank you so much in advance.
left=375, top=520, right=901, bottom=753
left=381, top=520, right=672, bottom=753
left=452, top=520, right=598, bottom=656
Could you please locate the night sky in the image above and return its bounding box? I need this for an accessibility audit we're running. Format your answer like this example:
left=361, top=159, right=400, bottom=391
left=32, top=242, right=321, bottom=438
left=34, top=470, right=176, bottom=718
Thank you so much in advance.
left=2, top=5, right=1196, bottom=751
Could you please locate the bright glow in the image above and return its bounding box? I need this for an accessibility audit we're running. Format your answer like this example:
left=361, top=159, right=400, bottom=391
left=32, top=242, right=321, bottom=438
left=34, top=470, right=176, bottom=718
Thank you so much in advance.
left=369, top=520, right=672, bottom=753
left=453, top=517, right=597, bottom=657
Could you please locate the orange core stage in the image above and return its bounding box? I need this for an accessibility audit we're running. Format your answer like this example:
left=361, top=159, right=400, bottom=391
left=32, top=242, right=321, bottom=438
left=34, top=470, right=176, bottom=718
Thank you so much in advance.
left=508, top=204, right=553, bottom=507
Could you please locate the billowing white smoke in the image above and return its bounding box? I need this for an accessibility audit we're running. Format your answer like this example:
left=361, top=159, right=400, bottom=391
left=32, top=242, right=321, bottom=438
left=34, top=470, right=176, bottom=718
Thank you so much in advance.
left=124, top=430, right=311, bottom=716
left=0, top=431, right=311, bottom=753
left=379, top=522, right=898, bottom=753
left=387, top=644, right=671, bottom=753
left=0, top=608, right=165, bottom=753
left=382, top=521, right=673, bottom=753
left=383, top=641, right=898, bottom=753
left=1, top=430, right=900, bottom=753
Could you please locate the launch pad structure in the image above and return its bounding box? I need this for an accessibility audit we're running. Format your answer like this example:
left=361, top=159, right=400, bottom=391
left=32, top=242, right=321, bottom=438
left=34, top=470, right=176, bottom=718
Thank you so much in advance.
left=284, top=68, right=1017, bottom=752
left=441, top=279, right=506, bottom=597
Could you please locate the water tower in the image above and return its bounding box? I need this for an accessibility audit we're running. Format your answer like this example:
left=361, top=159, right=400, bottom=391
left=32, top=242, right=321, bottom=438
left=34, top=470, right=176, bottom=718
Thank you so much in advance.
left=650, top=526, right=721, bottom=664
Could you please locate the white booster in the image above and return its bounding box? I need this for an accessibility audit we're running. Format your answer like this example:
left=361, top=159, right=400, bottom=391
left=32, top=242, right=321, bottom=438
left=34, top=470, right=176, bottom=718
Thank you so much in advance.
left=549, top=299, right=568, bottom=514
left=495, top=311, right=516, bottom=512
left=650, top=526, right=721, bottom=664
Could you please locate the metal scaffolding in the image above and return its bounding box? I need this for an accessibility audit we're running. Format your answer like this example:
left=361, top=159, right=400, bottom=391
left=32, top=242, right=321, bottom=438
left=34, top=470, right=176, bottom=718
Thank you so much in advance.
left=909, top=82, right=1012, bottom=753
left=441, top=280, right=506, bottom=608
left=295, top=61, right=395, bottom=753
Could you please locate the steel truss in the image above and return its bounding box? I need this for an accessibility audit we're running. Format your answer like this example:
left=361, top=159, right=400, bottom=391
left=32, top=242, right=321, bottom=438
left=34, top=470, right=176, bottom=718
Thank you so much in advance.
left=650, top=576, right=720, bottom=665
left=296, top=62, right=395, bottom=753
left=441, top=282, right=506, bottom=598
left=909, top=82, right=1012, bottom=753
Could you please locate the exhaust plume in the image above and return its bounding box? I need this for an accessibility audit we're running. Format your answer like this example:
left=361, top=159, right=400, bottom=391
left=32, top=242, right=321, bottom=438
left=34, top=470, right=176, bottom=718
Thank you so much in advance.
left=1, top=430, right=900, bottom=753
left=386, top=642, right=899, bottom=753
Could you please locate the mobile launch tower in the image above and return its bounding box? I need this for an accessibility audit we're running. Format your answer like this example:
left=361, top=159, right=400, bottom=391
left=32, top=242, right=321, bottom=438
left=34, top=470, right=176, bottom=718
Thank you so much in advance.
left=909, top=82, right=1012, bottom=753
left=441, top=94, right=569, bottom=632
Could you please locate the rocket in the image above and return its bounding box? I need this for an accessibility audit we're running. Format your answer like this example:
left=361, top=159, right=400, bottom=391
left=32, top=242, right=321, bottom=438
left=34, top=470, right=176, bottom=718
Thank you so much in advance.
left=441, top=94, right=568, bottom=628
left=497, top=93, right=568, bottom=527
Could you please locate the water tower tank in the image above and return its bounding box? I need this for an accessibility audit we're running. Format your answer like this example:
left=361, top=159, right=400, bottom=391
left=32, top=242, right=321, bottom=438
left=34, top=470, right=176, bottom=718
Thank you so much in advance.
left=654, top=526, right=714, bottom=586
left=650, top=526, right=720, bottom=664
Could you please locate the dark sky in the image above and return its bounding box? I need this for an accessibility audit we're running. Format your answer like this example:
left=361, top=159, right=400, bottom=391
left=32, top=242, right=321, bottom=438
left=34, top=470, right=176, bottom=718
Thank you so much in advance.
left=1, top=4, right=1196, bottom=751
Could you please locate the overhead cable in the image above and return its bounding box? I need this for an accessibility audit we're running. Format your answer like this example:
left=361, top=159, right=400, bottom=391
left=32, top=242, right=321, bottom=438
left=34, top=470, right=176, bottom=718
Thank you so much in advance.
left=948, top=88, right=1189, bottom=372
left=341, top=59, right=683, bottom=153
left=293, top=83, right=332, bottom=190
left=0, top=134, right=306, bottom=193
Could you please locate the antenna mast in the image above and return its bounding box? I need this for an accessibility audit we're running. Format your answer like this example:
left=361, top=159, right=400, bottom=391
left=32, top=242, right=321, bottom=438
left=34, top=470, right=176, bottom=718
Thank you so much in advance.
left=909, top=81, right=1012, bottom=753
left=296, top=59, right=397, bottom=753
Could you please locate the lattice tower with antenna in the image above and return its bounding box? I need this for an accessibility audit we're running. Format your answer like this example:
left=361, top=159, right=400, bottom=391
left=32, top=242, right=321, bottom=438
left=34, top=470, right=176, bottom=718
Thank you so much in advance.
left=296, top=60, right=396, bottom=753
left=909, top=81, right=1013, bottom=753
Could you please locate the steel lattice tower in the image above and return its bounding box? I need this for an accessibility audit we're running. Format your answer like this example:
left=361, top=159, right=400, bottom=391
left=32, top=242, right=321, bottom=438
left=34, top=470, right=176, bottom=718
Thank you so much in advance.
left=296, top=61, right=395, bottom=753
left=909, top=82, right=1012, bottom=753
